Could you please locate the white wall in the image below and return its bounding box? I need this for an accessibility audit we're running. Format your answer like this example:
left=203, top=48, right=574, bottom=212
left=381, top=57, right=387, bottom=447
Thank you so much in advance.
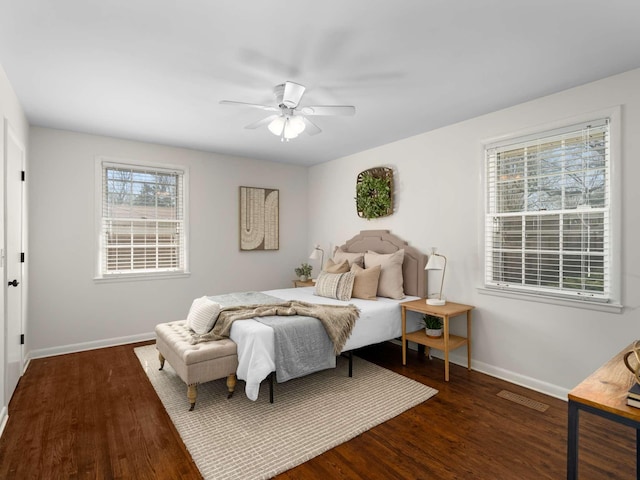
left=0, top=64, right=29, bottom=429
left=27, top=128, right=309, bottom=358
left=309, top=68, right=640, bottom=398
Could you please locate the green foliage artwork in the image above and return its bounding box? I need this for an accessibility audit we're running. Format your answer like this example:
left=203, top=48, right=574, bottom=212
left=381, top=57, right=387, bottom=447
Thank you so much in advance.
left=355, top=167, right=393, bottom=219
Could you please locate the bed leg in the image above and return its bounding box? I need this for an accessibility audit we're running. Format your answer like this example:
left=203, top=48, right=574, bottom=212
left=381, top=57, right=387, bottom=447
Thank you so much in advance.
left=348, top=351, right=353, bottom=377
left=187, top=384, right=197, bottom=411
left=158, top=352, right=165, bottom=371
left=269, top=372, right=274, bottom=404
left=226, top=374, right=237, bottom=399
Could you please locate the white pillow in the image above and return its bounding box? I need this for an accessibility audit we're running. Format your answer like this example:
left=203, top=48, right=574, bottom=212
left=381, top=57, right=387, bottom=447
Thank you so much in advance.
left=186, top=296, right=221, bottom=334
left=364, top=249, right=405, bottom=299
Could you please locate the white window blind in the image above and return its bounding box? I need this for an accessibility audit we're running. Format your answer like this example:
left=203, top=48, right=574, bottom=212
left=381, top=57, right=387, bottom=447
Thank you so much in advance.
left=485, top=118, right=610, bottom=302
left=99, top=161, right=186, bottom=276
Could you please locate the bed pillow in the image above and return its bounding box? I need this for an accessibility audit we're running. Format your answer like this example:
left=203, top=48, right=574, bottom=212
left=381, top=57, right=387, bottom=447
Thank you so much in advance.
left=350, top=263, right=381, bottom=300
left=186, top=296, right=221, bottom=334
left=364, top=249, right=405, bottom=299
left=314, top=271, right=356, bottom=301
left=332, top=247, right=365, bottom=268
left=323, top=258, right=350, bottom=273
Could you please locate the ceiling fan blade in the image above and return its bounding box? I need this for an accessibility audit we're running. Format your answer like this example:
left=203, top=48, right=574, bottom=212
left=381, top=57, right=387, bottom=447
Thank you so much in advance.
left=300, top=105, right=356, bottom=116
left=220, top=100, right=279, bottom=112
left=302, top=117, right=322, bottom=136
left=282, top=81, right=306, bottom=108
left=244, top=114, right=279, bottom=130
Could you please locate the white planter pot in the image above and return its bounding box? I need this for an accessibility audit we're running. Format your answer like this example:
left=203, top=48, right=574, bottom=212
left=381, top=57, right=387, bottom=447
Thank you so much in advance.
left=299, top=275, right=308, bottom=282
left=425, top=328, right=443, bottom=338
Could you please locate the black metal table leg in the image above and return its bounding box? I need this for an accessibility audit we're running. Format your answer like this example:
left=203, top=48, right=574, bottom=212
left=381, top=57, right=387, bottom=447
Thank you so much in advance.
left=567, top=400, right=579, bottom=480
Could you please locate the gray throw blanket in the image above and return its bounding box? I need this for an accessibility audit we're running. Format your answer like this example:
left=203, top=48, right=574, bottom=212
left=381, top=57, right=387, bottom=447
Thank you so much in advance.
left=191, top=299, right=360, bottom=355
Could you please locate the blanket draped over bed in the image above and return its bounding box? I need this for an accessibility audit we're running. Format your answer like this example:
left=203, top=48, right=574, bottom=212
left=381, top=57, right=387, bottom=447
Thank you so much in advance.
left=191, top=297, right=360, bottom=355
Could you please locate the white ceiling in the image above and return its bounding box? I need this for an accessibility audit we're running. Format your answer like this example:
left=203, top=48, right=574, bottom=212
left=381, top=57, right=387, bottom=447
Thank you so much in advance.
left=1, top=1, right=640, bottom=167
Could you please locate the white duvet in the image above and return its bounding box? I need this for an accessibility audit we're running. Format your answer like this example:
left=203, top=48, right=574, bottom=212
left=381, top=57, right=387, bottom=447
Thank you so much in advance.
left=228, top=287, right=422, bottom=401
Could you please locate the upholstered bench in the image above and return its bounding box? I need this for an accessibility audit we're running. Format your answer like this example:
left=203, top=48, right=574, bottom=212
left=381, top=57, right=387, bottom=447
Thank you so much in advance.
left=155, top=320, right=238, bottom=411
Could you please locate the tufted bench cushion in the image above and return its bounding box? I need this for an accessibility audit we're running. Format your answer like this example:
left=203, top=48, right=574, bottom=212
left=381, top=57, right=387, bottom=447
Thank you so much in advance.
left=155, top=320, right=238, bottom=410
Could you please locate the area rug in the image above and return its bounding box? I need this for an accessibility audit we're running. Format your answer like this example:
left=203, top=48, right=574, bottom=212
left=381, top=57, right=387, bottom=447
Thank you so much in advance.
left=135, top=344, right=437, bottom=480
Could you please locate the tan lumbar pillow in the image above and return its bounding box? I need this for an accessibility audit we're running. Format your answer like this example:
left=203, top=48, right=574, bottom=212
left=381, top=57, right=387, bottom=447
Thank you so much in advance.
left=350, top=263, right=381, bottom=300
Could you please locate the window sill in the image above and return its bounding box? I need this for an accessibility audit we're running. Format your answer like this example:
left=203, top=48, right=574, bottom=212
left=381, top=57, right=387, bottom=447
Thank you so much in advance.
left=94, top=272, right=191, bottom=284
left=477, top=287, right=623, bottom=314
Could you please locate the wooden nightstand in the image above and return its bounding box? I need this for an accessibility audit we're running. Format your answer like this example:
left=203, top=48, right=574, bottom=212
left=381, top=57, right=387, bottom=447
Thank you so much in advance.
left=292, top=279, right=315, bottom=288
left=400, top=299, right=473, bottom=381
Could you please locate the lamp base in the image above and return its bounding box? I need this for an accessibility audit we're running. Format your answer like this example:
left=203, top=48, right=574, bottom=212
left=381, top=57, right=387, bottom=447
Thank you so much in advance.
left=426, top=298, right=446, bottom=306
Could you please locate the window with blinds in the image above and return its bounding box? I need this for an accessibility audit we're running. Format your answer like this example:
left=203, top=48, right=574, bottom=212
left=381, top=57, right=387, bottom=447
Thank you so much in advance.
left=99, top=161, right=186, bottom=277
left=484, top=118, right=610, bottom=302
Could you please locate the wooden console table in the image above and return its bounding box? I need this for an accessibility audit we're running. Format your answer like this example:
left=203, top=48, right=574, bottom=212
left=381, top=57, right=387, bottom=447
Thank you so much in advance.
left=567, top=342, right=640, bottom=479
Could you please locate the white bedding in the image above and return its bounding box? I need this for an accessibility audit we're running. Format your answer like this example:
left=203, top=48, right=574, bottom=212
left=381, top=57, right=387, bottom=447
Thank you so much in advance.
left=229, top=287, right=422, bottom=401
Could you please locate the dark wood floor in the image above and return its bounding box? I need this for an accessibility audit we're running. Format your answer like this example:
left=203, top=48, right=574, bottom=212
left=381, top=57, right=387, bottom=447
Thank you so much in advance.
left=0, top=341, right=635, bottom=479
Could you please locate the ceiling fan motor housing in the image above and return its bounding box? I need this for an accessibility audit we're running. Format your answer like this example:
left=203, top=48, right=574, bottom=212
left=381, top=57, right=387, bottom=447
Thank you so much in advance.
left=273, top=84, right=285, bottom=107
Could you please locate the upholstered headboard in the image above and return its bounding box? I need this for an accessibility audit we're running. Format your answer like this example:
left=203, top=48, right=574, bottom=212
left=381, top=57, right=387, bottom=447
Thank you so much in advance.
left=338, top=230, right=426, bottom=298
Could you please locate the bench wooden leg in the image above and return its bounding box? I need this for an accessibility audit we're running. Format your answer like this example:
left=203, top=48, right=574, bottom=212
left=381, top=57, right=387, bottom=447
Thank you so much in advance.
left=187, top=384, right=197, bottom=411
left=158, top=352, right=165, bottom=370
left=226, top=374, right=237, bottom=399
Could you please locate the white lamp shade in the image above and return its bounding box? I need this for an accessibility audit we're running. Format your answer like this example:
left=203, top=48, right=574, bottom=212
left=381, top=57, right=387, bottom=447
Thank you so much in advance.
left=425, top=254, right=446, bottom=270
left=309, top=249, right=322, bottom=260
left=268, top=116, right=286, bottom=136
left=288, top=115, right=306, bottom=134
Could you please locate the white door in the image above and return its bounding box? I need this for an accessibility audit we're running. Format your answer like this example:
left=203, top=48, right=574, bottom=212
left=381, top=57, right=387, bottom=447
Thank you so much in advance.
left=5, top=122, right=24, bottom=404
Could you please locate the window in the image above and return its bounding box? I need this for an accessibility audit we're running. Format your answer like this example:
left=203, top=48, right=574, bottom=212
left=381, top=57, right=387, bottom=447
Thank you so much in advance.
left=484, top=118, right=612, bottom=303
left=97, top=159, right=188, bottom=278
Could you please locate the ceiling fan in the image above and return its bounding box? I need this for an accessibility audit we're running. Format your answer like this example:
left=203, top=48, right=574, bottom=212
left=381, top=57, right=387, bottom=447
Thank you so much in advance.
left=220, top=81, right=356, bottom=142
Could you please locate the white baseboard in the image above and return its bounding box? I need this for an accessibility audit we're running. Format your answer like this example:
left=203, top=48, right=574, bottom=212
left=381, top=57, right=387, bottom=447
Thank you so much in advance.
left=391, top=339, right=569, bottom=401
left=0, top=406, right=8, bottom=439
left=26, top=332, right=156, bottom=362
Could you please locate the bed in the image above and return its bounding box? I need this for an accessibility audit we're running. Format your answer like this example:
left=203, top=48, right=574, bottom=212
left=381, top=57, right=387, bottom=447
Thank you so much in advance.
left=228, top=230, right=427, bottom=401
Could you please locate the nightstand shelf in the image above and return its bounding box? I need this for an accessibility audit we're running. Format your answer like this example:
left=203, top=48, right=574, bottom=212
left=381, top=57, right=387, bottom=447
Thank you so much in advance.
left=400, top=298, right=474, bottom=381
left=405, top=330, right=468, bottom=352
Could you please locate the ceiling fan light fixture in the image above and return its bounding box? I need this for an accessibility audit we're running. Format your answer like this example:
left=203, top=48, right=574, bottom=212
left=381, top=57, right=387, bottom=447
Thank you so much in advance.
left=222, top=81, right=355, bottom=139
left=268, top=115, right=305, bottom=140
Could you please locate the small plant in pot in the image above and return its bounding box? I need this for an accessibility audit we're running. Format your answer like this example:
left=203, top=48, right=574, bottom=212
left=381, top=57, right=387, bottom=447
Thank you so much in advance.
left=421, top=314, right=443, bottom=338
left=294, top=262, right=313, bottom=281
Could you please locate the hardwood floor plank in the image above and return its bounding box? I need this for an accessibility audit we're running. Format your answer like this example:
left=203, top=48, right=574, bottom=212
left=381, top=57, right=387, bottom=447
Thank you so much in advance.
left=0, top=340, right=635, bottom=479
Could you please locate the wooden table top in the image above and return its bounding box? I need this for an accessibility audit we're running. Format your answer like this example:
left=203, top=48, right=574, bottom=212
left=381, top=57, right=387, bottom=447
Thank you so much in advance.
left=568, top=342, right=640, bottom=421
left=400, top=298, right=474, bottom=316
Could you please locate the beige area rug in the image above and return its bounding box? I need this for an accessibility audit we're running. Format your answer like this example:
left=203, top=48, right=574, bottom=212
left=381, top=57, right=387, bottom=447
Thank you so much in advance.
left=135, top=344, right=437, bottom=480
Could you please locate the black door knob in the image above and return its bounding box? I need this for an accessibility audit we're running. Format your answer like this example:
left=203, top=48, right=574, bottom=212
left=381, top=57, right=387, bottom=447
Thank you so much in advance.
left=8, top=279, right=19, bottom=287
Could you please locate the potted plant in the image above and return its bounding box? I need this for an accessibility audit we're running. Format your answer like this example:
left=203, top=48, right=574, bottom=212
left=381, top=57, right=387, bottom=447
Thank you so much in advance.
left=421, top=314, right=443, bottom=338
left=355, top=168, right=393, bottom=220
left=294, top=262, right=313, bottom=281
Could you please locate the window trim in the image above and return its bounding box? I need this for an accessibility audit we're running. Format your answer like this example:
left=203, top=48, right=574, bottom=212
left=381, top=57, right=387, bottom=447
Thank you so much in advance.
left=479, top=106, right=622, bottom=311
left=94, top=156, right=190, bottom=281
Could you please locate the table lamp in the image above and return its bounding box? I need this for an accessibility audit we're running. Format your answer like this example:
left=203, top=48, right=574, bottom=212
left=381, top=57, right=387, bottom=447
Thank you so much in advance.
left=425, top=247, right=447, bottom=305
left=309, top=244, right=324, bottom=272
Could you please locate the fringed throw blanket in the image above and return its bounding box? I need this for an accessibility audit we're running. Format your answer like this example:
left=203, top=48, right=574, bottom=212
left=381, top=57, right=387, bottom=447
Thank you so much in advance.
left=191, top=300, right=360, bottom=356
